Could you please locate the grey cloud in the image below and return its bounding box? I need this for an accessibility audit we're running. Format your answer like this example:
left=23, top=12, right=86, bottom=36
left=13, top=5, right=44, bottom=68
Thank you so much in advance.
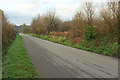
left=5, top=11, right=35, bottom=25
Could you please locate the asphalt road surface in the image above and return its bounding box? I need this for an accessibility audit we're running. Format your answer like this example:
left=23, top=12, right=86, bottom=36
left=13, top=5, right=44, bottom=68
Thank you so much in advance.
left=20, top=34, right=118, bottom=78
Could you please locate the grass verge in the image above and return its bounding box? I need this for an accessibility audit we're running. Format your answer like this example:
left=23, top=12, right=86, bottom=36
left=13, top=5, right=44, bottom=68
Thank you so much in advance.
left=2, top=35, right=39, bottom=78
left=27, top=33, right=119, bottom=57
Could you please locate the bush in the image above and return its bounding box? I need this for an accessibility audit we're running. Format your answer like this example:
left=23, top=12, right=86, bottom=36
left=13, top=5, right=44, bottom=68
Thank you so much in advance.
left=2, top=10, right=16, bottom=55
left=84, top=25, right=97, bottom=41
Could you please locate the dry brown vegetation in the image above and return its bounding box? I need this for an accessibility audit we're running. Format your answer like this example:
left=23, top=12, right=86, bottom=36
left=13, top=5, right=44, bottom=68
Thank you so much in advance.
left=1, top=9, right=16, bottom=51
left=22, top=1, right=119, bottom=56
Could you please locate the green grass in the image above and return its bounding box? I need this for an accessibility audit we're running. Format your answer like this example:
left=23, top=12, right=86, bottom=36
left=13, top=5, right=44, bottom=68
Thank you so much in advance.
left=2, top=35, right=39, bottom=78
left=27, top=33, right=119, bottom=57
left=28, top=33, right=72, bottom=46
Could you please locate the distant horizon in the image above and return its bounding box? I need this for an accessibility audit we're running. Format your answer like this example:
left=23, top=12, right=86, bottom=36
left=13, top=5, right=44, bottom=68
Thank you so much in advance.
left=14, top=24, right=30, bottom=26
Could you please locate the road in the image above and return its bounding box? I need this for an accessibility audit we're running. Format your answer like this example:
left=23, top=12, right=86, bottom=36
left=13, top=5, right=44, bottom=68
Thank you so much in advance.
left=21, top=34, right=118, bottom=78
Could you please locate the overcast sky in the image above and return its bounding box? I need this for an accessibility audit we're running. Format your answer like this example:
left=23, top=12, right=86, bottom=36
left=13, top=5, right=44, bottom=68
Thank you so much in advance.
left=0, top=0, right=116, bottom=25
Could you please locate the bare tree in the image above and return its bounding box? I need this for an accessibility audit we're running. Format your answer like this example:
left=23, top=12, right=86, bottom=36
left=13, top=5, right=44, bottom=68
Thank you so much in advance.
left=30, top=14, right=47, bottom=34
left=69, top=10, right=87, bottom=44
left=99, top=1, right=118, bottom=33
left=44, top=11, right=59, bottom=32
left=84, top=2, right=94, bottom=25
left=73, top=11, right=85, bottom=20
left=108, top=1, right=118, bottom=19
left=100, top=7, right=111, bottom=21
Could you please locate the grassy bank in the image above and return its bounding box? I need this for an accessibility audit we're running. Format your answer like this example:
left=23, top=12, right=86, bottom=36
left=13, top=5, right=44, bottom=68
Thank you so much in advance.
left=2, top=35, right=39, bottom=78
left=28, top=33, right=119, bottom=57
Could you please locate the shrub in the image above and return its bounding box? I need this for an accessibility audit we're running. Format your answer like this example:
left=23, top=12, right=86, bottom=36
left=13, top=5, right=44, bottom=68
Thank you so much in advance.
left=84, top=25, right=97, bottom=41
left=1, top=9, right=16, bottom=54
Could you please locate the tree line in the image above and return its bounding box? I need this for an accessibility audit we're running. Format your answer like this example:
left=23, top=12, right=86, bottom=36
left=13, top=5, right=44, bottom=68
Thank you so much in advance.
left=21, top=1, right=119, bottom=56
left=1, top=9, right=16, bottom=53
left=22, top=1, right=118, bottom=39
